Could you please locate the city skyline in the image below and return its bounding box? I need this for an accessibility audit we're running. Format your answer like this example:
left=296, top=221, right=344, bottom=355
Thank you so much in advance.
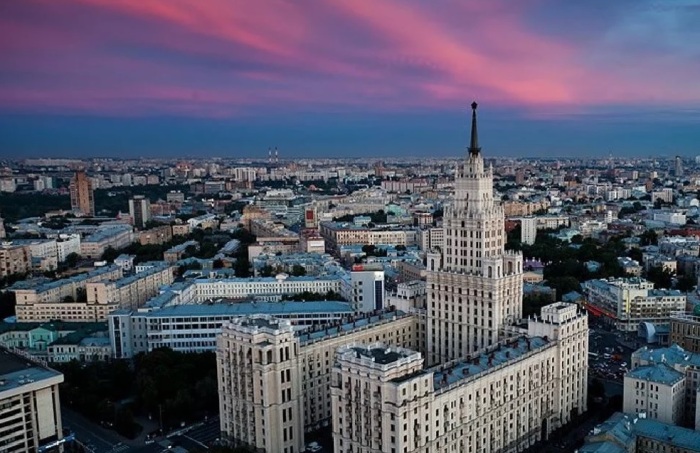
left=1, top=0, right=700, bottom=157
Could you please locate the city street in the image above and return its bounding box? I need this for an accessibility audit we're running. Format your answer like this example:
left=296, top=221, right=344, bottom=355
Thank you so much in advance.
left=63, top=408, right=130, bottom=453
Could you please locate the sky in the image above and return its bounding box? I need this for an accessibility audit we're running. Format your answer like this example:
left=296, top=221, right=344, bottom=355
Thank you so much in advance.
left=1, top=0, right=699, bottom=159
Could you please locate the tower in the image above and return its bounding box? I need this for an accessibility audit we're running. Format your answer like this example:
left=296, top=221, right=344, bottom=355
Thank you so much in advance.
left=675, top=155, right=683, bottom=178
left=128, top=195, right=151, bottom=229
left=426, top=102, right=523, bottom=364
left=69, top=170, right=95, bottom=217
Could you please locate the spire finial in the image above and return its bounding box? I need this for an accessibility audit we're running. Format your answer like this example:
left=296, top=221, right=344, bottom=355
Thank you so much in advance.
left=469, top=101, right=481, bottom=155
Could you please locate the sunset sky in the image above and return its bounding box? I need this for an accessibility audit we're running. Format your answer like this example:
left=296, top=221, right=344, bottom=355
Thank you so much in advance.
left=1, top=0, right=699, bottom=158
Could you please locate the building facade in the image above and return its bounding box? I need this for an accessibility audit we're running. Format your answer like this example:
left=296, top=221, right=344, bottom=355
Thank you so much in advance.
left=426, top=103, right=523, bottom=364
left=0, top=347, right=65, bottom=452
left=69, top=170, right=95, bottom=216
left=128, top=195, right=151, bottom=229
left=669, top=312, right=700, bottom=353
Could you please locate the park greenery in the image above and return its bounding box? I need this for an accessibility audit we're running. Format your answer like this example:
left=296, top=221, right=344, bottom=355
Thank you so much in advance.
left=281, top=290, right=345, bottom=302
left=56, top=348, right=218, bottom=439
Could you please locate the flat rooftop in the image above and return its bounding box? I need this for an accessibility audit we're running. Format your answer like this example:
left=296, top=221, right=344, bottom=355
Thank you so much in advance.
left=137, top=300, right=353, bottom=318
left=0, top=348, right=62, bottom=394
left=432, top=336, right=549, bottom=390
left=350, top=347, right=407, bottom=364
left=297, top=310, right=406, bottom=344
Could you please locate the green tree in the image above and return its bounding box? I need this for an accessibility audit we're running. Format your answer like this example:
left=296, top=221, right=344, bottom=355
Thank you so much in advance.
left=646, top=265, right=674, bottom=289
left=101, top=246, right=120, bottom=263
left=676, top=273, right=696, bottom=292
left=64, top=252, right=81, bottom=268
left=290, top=264, right=307, bottom=276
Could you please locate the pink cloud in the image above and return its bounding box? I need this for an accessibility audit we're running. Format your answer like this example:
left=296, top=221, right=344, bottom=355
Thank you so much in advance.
left=0, top=0, right=698, bottom=117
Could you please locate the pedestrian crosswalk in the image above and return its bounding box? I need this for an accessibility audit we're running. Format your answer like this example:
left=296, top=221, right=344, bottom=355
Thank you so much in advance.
left=111, top=443, right=130, bottom=453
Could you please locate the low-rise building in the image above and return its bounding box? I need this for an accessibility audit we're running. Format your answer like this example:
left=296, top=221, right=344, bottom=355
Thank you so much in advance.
left=138, top=225, right=173, bottom=245
left=623, top=363, right=686, bottom=425
left=582, top=278, right=686, bottom=331
left=108, top=300, right=355, bottom=358
left=0, top=242, right=31, bottom=278
left=669, top=312, right=700, bottom=353
left=80, top=225, right=133, bottom=259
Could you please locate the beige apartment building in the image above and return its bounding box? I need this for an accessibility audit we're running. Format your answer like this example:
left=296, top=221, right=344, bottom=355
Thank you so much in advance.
left=217, top=311, right=420, bottom=453
left=138, top=225, right=173, bottom=245
left=332, top=302, right=588, bottom=453
left=0, top=243, right=31, bottom=278
left=669, top=312, right=700, bottom=353
left=12, top=265, right=122, bottom=306
left=86, top=264, right=174, bottom=310
left=13, top=264, right=172, bottom=322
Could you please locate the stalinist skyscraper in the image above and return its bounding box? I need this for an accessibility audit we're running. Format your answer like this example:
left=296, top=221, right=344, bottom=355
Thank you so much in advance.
left=426, top=102, right=523, bottom=364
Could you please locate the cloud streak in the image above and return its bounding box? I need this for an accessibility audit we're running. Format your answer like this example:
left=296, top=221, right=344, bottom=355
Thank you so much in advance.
left=1, top=0, right=699, bottom=118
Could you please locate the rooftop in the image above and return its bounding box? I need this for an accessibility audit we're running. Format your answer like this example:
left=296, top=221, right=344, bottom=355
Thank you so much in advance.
left=633, top=344, right=700, bottom=368
left=0, top=348, right=63, bottom=394
left=297, top=310, right=407, bottom=344
left=349, top=346, right=408, bottom=365
left=626, top=363, right=684, bottom=386
left=133, top=301, right=353, bottom=318
left=431, top=336, right=549, bottom=390
left=10, top=265, right=120, bottom=293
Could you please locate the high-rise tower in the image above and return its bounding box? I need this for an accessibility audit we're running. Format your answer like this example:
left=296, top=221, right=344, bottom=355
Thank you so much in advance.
left=426, top=102, right=523, bottom=364
left=69, top=170, right=95, bottom=217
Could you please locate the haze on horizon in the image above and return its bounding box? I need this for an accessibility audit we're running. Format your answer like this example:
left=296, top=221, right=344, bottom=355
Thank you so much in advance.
left=1, top=0, right=699, bottom=159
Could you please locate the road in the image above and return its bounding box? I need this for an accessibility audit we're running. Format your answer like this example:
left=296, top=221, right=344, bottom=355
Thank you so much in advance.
left=62, top=407, right=131, bottom=453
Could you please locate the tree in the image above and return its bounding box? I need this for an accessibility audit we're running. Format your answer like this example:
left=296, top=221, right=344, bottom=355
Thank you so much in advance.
left=101, top=246, right=120, bottom=263
left=639, top=230, right=658, bottom=246
left=676, top=273, right=696, bottom=293
left=646, top=265, right=674, bottom=289
left=63, top=295, right=75, bottom=302
left=212, top=259, right=224, bottom=269
left=290, top=264, right=306, bottom=277
left=259, top=265, right=274, bottom=277
left=64, top=252, right=81, bottom=268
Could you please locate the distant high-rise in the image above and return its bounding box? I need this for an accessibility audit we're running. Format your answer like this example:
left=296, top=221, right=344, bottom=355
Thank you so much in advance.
left=674, top=155, right=683, bottom=178
left=129, top=195, right=151, bottom=229
left=69, top=171, right=95, bottom=217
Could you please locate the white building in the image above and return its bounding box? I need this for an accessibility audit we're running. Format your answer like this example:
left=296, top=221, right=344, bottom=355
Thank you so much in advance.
left=582, top=278, right=686, bottom=331
left=623, top=363, right=685, bottom=425
left=426, top=103, right=523, bottom=363
left=0, top=347, right=65, bottom=452
left=55, top=234, right=81, bottom=262
left=632, top=344, right=700, bottom=430
left=340, top=264, right=385, bottom=313
left=521, top=216, right=537, bottom=245
left=108, top=301, right=354, bottom=358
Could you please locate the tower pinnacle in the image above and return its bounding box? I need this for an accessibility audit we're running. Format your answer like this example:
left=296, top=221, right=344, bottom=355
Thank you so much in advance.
left=469, top=101, right=481, bottom=156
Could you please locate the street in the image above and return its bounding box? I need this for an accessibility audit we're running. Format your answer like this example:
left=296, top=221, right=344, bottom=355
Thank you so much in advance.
left=62, top=407, right=130, bottom=453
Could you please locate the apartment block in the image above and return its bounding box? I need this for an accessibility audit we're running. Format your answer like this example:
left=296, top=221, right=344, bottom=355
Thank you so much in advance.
left=0, top=347, right=65, bottom=452
left=0, top=243, right=31, bottom=278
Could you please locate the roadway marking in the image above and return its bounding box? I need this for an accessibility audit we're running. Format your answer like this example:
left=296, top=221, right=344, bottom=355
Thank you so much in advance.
left=182, top=434, right=208, bottom=450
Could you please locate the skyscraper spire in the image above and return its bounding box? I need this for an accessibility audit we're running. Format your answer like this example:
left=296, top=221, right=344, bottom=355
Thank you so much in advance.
left=468, top=101, right=481, bottom=156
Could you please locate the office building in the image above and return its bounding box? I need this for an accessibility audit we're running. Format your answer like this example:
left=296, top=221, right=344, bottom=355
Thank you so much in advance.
left=0, top=347, right=65, bottom=452
left=69, top=170, right=95, bottom=217
left=128, top=195, right=151, bottom=229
